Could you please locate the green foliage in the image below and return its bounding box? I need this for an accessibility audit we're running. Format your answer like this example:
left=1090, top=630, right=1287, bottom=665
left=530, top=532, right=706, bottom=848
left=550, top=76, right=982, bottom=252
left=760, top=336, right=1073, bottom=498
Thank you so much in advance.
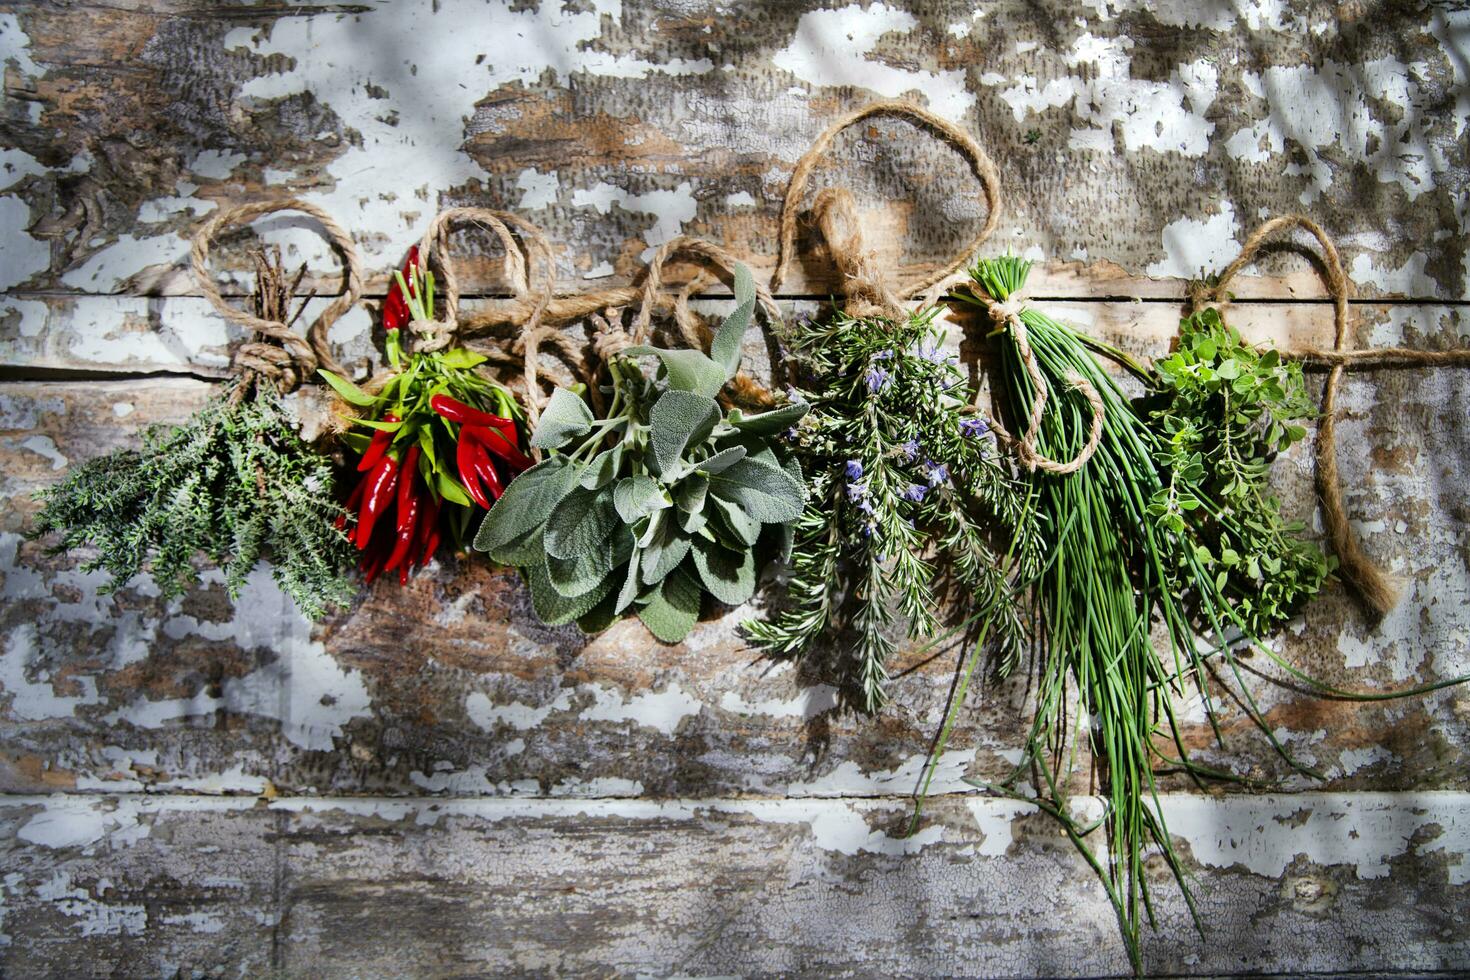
left=742, top=305, right=1041, bottom=713
left=1146, top=307, right=1332, bottom=636
left=474, top=261, right=807, bottom=643
left=30, top=382, right=356, bottom=619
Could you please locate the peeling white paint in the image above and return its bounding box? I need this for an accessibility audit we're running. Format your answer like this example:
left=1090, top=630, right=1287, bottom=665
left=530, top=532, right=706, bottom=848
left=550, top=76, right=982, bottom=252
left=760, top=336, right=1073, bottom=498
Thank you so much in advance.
left=20, top=434, right=66, bottom=470
left=788, top=750, right=974, bottom=798
left=1145, top=201, right=1241, bottom=279
left=1349, top=251, right=1439, bottom=298
left=570, top=181, right=697, bottom=259
left=224, top=0, right=711, bottom=273
left=773, top=4, right=973, bottom=121
left=964, top=798, right=1038, bottom=857
left=35, top=872, right=147, bottom=937
left=579, top=682, right=701, bottom=736
left=187, top=149, right=246, bottom=181
left=0, top=196, right=49, bottom=291
left=718, top=684, right=838, bottom=720
left=465, top=688, right=573, bottom=731
left=104, top=567, right=372, bottom=752
left=0, top=624, right=104, bottom=722
left=515, top=169, right=560, bottom=210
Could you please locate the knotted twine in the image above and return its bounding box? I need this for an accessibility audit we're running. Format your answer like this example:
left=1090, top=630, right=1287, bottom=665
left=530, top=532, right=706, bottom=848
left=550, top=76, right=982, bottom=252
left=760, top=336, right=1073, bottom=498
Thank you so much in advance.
left=772, top=99, right=1104, bottom=475
left=1187, top=214, right=1470, bottom=617
left=191, top=198, right=362, bottom=395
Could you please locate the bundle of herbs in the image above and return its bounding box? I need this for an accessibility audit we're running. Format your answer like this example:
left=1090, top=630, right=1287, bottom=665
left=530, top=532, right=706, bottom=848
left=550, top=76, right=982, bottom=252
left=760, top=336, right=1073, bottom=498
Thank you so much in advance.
left=30, top=248, right=357, bottom=619
left=475, top=262, right=809, bottom=642
left=744, top=305, right=1041, bottom=712
left=321, top=248, right=532, bottom=584
left=948, top=255, right=1334, bottom=971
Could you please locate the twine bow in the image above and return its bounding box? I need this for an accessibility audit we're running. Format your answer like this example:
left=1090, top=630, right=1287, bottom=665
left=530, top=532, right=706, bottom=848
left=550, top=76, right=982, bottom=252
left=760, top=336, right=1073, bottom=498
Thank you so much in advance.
left=980, top=295, right=1105, bottom=476
left=190, top=198, right=362, bottom=393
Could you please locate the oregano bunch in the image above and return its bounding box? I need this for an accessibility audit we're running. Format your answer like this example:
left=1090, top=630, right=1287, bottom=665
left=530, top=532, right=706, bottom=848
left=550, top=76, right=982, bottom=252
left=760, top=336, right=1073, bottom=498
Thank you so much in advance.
left=743, top=305, right=1041, bottom=712
left=1146, top=306, right=1332, bottom=636
left=30, top=381, right=356, bottom=619
left=475, top=262, right=808, bottom=643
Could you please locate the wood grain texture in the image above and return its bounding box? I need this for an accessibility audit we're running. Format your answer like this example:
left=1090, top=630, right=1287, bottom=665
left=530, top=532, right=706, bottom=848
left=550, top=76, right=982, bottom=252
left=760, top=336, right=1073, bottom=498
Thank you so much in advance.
left=1, top=0, right=1468, bottom=973
left=0, top=1, right=1466, bottom=301
left=1, top=793, right=1467, bottom=978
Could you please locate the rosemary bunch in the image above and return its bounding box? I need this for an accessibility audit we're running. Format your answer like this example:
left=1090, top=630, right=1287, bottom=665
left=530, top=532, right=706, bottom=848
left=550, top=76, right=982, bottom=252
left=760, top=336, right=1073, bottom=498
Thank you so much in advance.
left=744, top=305, right=1040, bottom=712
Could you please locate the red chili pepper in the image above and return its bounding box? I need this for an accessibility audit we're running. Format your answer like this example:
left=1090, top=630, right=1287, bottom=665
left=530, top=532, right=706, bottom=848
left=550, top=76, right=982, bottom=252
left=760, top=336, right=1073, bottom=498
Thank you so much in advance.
left=430, top=394, right=516, bottom=437
left=382, top=247, right=420, bottom=333
left=354, top=455, right=399, bottom=549
left=456, top=432, right=492, bottom=509
left=362, top=542, right=389, bottom=584
left=385, top=490, right=421, bottom=573
left=469, top=439, right=505, bottom=502
left=413, top=494, right=440, bottom=568
left=463, top=422, right=532, bottom=473
left=356, top=413, right=399, bottom=472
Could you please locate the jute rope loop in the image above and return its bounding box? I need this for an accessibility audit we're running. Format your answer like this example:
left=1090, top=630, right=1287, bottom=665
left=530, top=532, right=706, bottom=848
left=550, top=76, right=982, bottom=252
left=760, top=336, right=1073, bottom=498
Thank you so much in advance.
left=1186, top=213, right=1444, bottom=617
left=771, top=98, right=1002, bottom=301
left=980, top=296, right=1104, bottom=476
left=410, top=207, right=536, bottom=353
left=190, top=198, right=363, bottom=390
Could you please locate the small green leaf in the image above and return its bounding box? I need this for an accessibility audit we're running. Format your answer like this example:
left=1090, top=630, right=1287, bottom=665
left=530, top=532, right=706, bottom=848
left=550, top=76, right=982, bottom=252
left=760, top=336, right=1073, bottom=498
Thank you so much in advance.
left=531, top=388, right=594, bottom=449
left=318, top=369, right=377, bottom=407
left=436, top=470, right=474, bottom=507
left=615, top=549, right=642, bottom=613
left=709, top=260, right=755, bottom=380
left=695, top=445, right=746, bottom=475
left=692, top=538, right=755, bottom=606
left=708, top=457, right=805, bottom=523
left=527, top=559, right=614, bottom=626
left=621, top=346, right=726, bottom=398
left=473, top=458, right=580, bottom=553
left=726, top=400, right=808, bottom=436
left=486, top=524, right=546, bottom=567
left=637, top=566, right=702, bottom=643
left=544, top=485, right=617, bottom=559
left=708, top=494, right=760, bottom=547
left=641, top=520, right=691, bottom=586
left=614, top=475, right=668, bottom=524
left=438, top=348, right=489, bottom=370
left=581, top=444, right=623, bottom=489
left=674, top=475, right=708, bottom=514
left=649, top=390, right=721, bottom=476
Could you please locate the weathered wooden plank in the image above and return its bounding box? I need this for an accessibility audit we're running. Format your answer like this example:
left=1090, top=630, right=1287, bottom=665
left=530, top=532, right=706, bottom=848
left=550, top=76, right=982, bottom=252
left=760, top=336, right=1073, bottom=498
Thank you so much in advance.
left=3, top=291, right=1466, bottom=377
left=1, top=375, right=1465, bottom=799
left=0, top=792, right=1467, bottom=977
left=1, top=2, right=1466, bottom=300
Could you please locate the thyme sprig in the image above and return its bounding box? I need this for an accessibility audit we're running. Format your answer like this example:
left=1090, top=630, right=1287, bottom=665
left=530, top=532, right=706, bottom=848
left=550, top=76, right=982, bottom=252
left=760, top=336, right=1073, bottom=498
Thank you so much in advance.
left=744, top=305, right=1041, bottom=712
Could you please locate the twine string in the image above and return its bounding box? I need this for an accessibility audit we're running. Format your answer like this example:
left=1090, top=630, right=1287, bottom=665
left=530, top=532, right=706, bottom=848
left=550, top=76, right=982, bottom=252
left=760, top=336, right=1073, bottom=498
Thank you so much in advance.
left=190, top=198, right=363, bottom=390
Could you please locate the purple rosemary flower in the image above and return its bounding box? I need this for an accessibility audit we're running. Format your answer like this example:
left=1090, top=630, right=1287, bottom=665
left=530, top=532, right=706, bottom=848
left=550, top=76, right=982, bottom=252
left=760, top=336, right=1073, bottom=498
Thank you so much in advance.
left=924, top=462, right=950, bottom=487
left=899, top=438, right=921, bottom=462
left=902, top=483, right=929, bottom=503
left=845, top=459, right=864, bottom=481
left=864, top=365, right=891, bottom=393
left=960, top=417, right=989, bottom=438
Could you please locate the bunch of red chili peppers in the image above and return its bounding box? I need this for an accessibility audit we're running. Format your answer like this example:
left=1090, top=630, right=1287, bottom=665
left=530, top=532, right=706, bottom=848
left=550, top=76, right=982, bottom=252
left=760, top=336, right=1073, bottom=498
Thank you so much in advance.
left=321, top=249, right=532, bottom=584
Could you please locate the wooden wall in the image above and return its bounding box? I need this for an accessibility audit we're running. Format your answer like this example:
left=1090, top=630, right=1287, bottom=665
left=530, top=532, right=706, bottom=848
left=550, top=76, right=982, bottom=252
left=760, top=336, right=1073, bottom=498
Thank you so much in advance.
left=0, top=1, right=1467, bottom=975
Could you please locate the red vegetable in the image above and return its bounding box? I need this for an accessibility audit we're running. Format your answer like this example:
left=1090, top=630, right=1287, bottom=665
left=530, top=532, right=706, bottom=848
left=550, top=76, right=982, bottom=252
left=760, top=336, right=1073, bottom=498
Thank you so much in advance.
left=456, top=432, right=492, bottom=509
left=337, top=478, right=366, bottom=531
left=468, top=438, right=504, bottom=502
left=463, top=422, right=532, bottom=472
left=430, top=394, right=517, bottom=437
left=354, top=455, right=399, bottom=549
left=385, top=490, right=420, bottom=573
left=382, top=247, right=420, bottom=333
left=414, top=494, right=440, bottom=568
left=356, top=413, right=399, bottom=472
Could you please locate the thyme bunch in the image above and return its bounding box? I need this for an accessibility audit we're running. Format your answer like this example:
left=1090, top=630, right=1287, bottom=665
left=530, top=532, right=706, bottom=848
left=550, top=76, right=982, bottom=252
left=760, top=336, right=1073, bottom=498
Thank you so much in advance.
left=744, top=305, right=1040, bottom=712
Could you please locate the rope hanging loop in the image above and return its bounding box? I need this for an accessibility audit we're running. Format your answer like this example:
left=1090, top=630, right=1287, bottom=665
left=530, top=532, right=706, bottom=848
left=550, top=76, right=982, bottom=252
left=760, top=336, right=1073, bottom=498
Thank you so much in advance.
left=190, top=197, right=364, bottom=391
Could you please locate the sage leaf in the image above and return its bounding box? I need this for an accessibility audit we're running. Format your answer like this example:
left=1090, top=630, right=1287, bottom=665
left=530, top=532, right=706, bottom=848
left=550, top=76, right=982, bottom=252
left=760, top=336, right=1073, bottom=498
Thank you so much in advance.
left=709, top=260, right=755, bottom=380
left=544, top=485, right=617, bottom=559
left=622, top=346, right=725, bottom=399
left=692, top=538, right=756, bottom=606
left=531, top=388, right=594, bottom=449
left=708, top=494, right=760, bottom=547
left=649, top=390, right=721, bottom=476
left=615, top=548, right=642, bottom=613
left=486, top=524, right=546, bottom=567
left=613, top=475, right=668, bottom=525
left=725, top=400, right=809, bottom=436
left=637, top=565, right=701, bottom=643
left=694, top=445, right=746, bottom=476
left=547, top=535, right=616, bottom=598
left=581, top=444, right=623, bottom=490
left=708, top=457, right=805, bottom=523
left=527, top=559, right=614, bottom=626
left=575, top=589, right=620, bottom=635
left=641, top=520, right=691, bottom=586
left=674, top=475, right=708, bottom=514
left=474, top=458, right=579, bottom=552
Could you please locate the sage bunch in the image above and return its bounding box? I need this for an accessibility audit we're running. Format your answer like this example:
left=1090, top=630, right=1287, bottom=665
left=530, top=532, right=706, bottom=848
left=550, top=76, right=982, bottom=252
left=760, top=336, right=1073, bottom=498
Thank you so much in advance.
left=475, top=263, right=808, bottom=642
